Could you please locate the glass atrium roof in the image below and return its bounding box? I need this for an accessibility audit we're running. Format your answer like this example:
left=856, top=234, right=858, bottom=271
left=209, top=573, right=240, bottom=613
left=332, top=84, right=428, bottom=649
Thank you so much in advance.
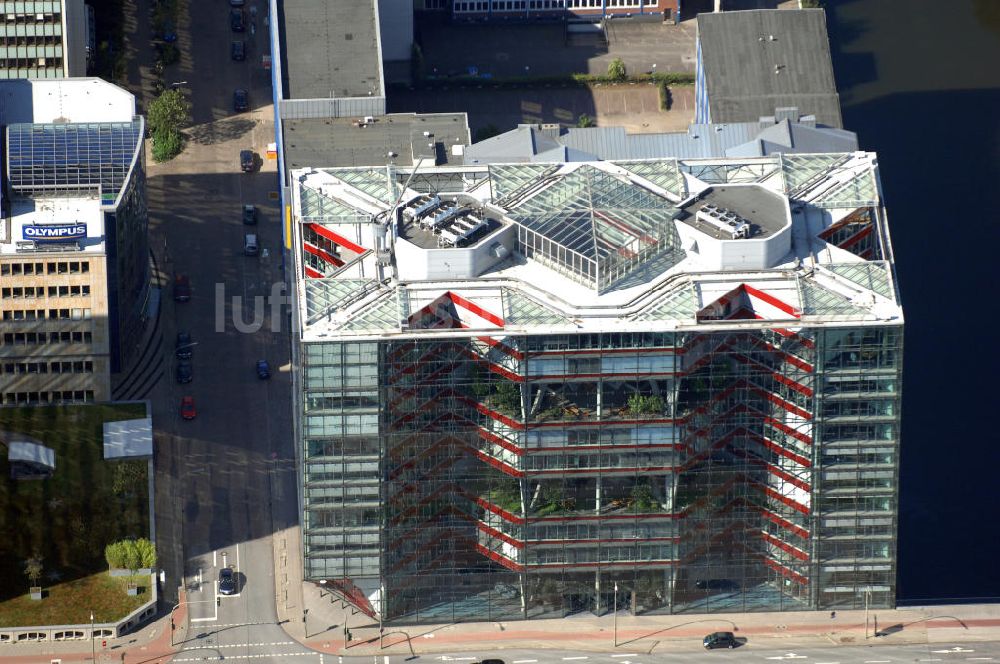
left=505, top=165, right=677, bottom=284
left=825, top=261, right=893, bottom=299
left=612, top=159, right=687, bottom=198
left=300, top=183, right=371, bottom=223
left=324, top=167, right=395, bottom=204
left=6, top=120, right=143, bottom=202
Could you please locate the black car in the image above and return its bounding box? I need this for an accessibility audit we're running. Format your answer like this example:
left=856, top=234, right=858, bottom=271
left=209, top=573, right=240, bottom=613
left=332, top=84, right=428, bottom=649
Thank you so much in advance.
left=231, top=40, right=245, bottom=61
left=240, top=149, right=255, bottom=172
left=703, top=632, right=738, bottom=649
left=218, top=567, right=237, bottom=595
left=176, top=360, right=193, bottom=384
left=233, top=88, right=249, bottom=112
left=175, top=332, right=193, bottom=359
left=242, top=204, right=257, bottom=224
left=230, top=8, right=245, bottom=31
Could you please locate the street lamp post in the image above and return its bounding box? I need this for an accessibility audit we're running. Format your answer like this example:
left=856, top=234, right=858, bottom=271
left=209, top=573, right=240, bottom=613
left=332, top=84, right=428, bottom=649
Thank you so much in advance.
left=613, top=582, right=618, bottom=647
left=91, top=612, right=96, bottom=662
left=864, top=586, right=872, bottom=640
left=379, top=583, right=385, bottom=650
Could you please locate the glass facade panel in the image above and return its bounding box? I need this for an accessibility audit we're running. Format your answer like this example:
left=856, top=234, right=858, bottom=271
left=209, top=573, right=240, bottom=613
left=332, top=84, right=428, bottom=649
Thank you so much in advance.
left=299, top=325, right=902, bottom=621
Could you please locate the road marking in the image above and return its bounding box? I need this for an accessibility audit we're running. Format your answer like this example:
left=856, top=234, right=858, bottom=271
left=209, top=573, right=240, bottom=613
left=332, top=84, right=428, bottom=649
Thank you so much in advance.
left=766, top=656, right=806, bottom=661
left=933, top=648, right=975, bottom=654
left=184, top=642, right=295, bottom=650
left=213, top=550, right=217, bottom=567
left=611, top=656, right=638, bottom=659
left=815, top=661, right=840, bottom=664
left=967, top=659, right=993, bottom=661
left=512, top=660, right=537, bottom=663
left=918, top=659, right=943, bottom=661
left=864, top=660, right=891, bottom=663
left=173, top=654, right=315, bottom=662
left=563, top=658, right=588, bottom=661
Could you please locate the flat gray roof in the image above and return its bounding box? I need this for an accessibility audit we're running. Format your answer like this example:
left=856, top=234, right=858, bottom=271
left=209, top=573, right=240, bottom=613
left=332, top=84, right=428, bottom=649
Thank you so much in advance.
left=678, top=185, right=787, bottom=240
left=283, top=113, right=470, bottom=170
left=279, top=0, right=381, bottom=100
left=698, top=9, right=843, bottom=128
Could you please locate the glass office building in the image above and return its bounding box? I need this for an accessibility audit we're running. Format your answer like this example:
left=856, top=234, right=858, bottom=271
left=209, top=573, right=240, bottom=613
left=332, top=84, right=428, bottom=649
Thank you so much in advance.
left=292, top=153, right=903, bottom=623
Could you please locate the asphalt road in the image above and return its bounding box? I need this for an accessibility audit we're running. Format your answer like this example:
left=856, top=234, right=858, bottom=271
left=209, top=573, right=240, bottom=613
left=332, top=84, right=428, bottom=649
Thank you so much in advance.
left=144, top=0, right=299, bottom=661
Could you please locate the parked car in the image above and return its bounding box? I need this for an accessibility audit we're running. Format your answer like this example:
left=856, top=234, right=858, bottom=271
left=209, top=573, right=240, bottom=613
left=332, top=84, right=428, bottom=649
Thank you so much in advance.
left=175, top=331, right=193, bottom=359
left=230, top=8, right=245, bottom=31
left=218, top=567, right=237, bottom=595
left=703, top=632, right=739, bottom=649
left=180, top=396, right=197, bottom=420
left=176, top=360, right=193, bottom=384
left=242, top=204, right=257, bottom=224
left=243, top=233, right=259, bottom=256
left=256, top=359, right=270, bottom=379
left=173, top=274, right=191, bottom=302
left=240, top=149, right=254, bottom=172
left=231, top=40, right=245, bottom=61
left=233, top=88, right=249, bottom=112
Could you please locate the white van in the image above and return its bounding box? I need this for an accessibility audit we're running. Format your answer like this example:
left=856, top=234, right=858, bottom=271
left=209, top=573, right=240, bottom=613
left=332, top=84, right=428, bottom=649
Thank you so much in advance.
left=244, top=234, right=259, bottom=256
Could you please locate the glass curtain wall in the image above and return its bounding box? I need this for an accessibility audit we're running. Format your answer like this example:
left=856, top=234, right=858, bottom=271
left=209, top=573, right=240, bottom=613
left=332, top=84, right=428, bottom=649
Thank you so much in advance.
left=814, top=326, right=902, bottom=610
left=300, top=325, right=901, bottom=622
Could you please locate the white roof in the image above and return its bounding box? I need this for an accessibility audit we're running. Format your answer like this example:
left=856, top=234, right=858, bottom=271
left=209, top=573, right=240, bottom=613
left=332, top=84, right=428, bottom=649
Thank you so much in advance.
left=103, top=418, right=153, bottom=459
left=0, top=78, right=136, bottom=125
left=1, top=196, right=105, bottom=255
left=292, top=152, right=903, bottom=341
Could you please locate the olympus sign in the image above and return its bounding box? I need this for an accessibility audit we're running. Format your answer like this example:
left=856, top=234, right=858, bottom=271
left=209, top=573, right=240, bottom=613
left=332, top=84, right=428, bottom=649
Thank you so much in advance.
left=22, top=223, right=88, bottom=242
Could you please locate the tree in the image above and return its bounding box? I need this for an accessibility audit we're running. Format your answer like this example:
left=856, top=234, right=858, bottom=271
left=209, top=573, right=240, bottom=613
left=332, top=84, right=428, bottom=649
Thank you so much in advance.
left=23, top=553, right=43, bottom=587
left=152, top=127, right=184, bottom=163
left=607, top=57, right=627, bottom=81
left=136, top=538, right=157, bottom=569
left=147, top=88, right=191, bottom=135
left=576, top=113, right=595, bottom=128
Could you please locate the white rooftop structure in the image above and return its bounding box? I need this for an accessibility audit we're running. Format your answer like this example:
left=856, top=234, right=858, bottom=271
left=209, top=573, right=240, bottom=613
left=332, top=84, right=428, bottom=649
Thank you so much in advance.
left=0, top=78, right=136, bottom=125
left=2, top=196, right=104, bottom=256
left=291, top=152, right=901, bottom=342
left=103, top=418, right=153, bottom=459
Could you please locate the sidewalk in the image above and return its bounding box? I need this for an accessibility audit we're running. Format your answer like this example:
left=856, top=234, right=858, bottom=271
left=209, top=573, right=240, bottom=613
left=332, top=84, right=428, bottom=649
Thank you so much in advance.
left=279, top=568, right=1000, bottom=658
left=0, top=598, right=185, bottom=664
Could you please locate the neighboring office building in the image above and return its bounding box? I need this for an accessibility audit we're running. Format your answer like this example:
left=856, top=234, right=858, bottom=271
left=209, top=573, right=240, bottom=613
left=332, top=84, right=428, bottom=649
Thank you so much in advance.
left=464, top=109, right=858, bottom=164
left=290, top=150, right=902, bottom=622
left=0, top=0, right=90, bottom=79
left=0, top=78, right=148, bottom=405
left=424, top=0, right=680, bottom=22
left=695, top=9, right=843, bottom=128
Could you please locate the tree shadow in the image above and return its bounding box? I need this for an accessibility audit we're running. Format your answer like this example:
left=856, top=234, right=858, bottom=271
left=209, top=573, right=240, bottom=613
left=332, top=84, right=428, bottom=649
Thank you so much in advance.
left=186, top=119, right=257, bottom=146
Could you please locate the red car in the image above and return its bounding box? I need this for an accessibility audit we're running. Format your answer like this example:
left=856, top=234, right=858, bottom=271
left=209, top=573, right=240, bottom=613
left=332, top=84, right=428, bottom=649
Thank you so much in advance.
left=174, top=275, right=191, bottom=302
left=180, top=396, right=197, bottom=420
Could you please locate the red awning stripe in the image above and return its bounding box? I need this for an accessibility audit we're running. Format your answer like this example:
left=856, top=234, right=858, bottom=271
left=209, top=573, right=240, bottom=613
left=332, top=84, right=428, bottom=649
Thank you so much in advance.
left=307, top=223, right=367, bottom=254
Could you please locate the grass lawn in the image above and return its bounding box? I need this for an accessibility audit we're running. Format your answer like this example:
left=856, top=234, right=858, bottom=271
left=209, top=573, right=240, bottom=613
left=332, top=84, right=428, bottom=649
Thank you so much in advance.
left=0, top=403, right=150, bottom=621
left=0, top=571, right=152, bottom=627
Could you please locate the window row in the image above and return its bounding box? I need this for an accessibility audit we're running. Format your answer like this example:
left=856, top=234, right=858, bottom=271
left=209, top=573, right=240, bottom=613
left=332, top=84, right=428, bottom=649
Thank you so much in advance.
left=2, top=389, right=94, bottom=405
left=1, top=360, right=94, bottom=374
left=2, top=308, right=91, bottom=320
left=1, top=284, right=91, bottom=299
left=1, top=260, right=90, bottom=275
left=2, top=330, right=93, bottom=345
